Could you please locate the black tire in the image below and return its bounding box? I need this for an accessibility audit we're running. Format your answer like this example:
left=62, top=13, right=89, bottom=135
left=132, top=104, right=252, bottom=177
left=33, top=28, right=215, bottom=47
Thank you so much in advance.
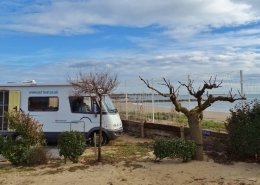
left=88, top=131, right=108, bottom=146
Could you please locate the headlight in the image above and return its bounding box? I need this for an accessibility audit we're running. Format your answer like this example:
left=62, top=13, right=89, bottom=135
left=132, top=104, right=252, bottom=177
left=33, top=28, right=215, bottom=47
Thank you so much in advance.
left=113, top=123, right=121, bottom=127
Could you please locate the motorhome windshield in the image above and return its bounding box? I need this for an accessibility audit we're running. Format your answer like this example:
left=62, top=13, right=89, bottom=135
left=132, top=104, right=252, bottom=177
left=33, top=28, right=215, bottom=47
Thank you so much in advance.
left=102, top=95, right=117, bottom=113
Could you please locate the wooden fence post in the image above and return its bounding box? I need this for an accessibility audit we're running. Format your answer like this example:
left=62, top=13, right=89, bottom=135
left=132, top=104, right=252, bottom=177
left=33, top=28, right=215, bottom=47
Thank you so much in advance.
left=141, top=122, right=145, bottom=138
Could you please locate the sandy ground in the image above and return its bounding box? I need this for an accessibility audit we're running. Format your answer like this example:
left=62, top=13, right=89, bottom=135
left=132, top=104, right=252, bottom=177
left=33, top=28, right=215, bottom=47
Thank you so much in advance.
left=1, top=160, right=259, bottom=185
left=0, top=134, right=259, bottom=185
left=203, top=111, right=229, bottom=122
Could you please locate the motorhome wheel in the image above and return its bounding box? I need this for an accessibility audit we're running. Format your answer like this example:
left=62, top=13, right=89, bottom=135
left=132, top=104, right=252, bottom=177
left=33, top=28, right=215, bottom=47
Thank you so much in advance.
left=88, top=131, right=108, bottom=146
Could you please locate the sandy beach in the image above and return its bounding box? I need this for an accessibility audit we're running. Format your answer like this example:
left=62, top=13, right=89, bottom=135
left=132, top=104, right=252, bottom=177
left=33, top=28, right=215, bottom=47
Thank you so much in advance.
left=203, top=111, right=229, bottom=122
left=114, top=101, right=230, bottom=122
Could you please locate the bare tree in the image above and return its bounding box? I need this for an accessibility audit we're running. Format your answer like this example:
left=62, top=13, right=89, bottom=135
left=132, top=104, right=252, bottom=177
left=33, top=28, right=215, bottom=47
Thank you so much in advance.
left=69, top=71, right=118, bottom=162
left=140, top=76, right=245, bottom=160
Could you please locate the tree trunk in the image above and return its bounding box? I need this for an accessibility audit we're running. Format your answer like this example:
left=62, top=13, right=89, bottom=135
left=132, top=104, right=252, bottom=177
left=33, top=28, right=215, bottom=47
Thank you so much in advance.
left=98, top=96, right=102, bottom=162
left=188, top=114, right=204, bottom=161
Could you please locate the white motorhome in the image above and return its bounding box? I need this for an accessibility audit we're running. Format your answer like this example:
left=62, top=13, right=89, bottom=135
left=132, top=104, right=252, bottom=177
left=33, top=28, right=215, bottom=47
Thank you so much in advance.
left=0, top=82, right=123, bottom=144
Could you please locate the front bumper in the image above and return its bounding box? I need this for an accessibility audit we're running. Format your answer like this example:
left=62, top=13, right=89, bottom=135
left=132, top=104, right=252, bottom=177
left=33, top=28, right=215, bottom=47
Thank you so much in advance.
left=107, top=127, right=123, bottom=140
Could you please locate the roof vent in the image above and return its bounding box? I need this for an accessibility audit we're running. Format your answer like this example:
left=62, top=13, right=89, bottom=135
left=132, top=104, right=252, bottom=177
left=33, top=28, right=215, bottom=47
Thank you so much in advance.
left=22, top=80, right=36, bottom=84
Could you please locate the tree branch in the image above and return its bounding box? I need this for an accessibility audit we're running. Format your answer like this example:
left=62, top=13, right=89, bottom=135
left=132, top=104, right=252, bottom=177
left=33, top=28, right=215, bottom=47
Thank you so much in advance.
left=140, top=76, right=189, bottom=116
left=68, top=71, right=118, bottom=96
left=139, top=77, right=169, bottom=97
left=199, top=94, right=246, bottom=111
left=179, top=76, right=225, bottom=109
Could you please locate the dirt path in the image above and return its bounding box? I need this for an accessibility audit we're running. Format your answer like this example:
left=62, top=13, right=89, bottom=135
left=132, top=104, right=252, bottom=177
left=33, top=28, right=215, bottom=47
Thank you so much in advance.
left=0, top=134, right=259, bottom=185
left=0, top=160, right=259, bottom=185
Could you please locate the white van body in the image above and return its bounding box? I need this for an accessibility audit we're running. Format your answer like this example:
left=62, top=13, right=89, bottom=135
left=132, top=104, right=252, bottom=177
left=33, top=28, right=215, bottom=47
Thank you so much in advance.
left=0, top=82, right=123, bottom=144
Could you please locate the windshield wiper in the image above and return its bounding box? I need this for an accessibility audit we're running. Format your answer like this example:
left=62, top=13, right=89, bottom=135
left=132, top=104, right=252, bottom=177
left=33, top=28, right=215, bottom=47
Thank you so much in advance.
left=109, top=109, right=118, bottom=113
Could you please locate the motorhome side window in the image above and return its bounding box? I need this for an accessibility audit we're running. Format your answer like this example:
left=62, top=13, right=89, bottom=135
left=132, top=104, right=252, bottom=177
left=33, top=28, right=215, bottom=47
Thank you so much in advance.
left=28, top=97, right=59, bottom=111
left=69, top=96, right=92, bottom=113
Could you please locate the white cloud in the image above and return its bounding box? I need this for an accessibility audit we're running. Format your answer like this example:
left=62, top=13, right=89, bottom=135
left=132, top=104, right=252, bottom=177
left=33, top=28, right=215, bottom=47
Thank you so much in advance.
left=0, top=0, right=258, bottom=37
left=0, top=0, right=259, bottom=89
left=0, top=48, right=259, bottom=95
left=62, top=50, right=260, bottom=81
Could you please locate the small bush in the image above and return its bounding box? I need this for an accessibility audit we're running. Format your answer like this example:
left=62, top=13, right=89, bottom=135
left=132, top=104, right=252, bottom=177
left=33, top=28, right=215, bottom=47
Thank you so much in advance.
left=153, top=138, right=196, bottom=162
left=226, top=100, right=260, bottom=161
left=1, top=139, right=29, bottom=165
left=26, top=146, right=48, bottom=166
left=2, top=111, right=46, bottom=166
left=0, top=136, right=4, bottom=154
left=58, top=131, right=86, bottom=163
left=5, top=111, right=45, bottom=146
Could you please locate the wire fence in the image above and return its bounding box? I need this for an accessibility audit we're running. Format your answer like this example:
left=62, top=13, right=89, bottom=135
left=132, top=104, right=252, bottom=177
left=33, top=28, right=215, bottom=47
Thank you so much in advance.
left=111, top=70, right=260, bottom=128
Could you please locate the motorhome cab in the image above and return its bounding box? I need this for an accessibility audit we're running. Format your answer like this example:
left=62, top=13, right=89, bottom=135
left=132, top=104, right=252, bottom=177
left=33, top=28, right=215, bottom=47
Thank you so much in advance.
left=0, top=82, right=123, bottom=144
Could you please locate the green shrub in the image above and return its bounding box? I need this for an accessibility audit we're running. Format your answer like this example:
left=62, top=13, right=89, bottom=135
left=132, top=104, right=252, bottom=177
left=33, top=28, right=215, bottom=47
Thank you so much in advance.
left=226, top=100, right=260, bottom=160
left=153, top=138, right=196, bottom=162
left=1, top=139, right=29, bottom=165
left=58, top=131, right=86, bottom=163
left=0, top=136, right=4, bottom=155
left=2, top=140, right=48, bottom=166
left=5, top=111, right=45, bottom=146
left=2, top=112, right=47, bottom=166
left=26, top=146, right=48, bottom=166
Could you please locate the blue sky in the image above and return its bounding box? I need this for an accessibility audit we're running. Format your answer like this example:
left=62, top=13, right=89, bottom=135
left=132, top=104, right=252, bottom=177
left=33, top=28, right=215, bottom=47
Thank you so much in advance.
left=0, top=0, right=260, bottom=85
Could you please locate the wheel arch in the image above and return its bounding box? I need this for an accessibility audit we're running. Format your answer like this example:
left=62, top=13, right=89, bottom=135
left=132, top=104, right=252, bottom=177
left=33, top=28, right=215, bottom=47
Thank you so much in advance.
left=86, top=127, right=110, bottom=140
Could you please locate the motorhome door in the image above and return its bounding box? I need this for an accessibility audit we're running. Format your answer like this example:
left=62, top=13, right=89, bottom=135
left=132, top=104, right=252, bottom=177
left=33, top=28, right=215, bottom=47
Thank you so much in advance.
left=0, top=90, right=20, bottom=131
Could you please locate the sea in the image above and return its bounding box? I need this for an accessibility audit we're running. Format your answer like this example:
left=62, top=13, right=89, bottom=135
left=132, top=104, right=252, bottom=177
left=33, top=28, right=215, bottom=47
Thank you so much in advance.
left=123, top=94, right=260, bottom=113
